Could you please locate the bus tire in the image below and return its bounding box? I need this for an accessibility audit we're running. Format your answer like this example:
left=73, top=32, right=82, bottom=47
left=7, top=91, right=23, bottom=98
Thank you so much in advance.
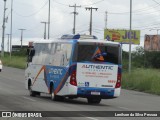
left=36, top=92, right=41, bottom=96
left=50, top=84, right=64, bottom=101
left=28, top=85, right=36, bottom=97
left=57, top=96, right=65, bottom=101
left=87, top=98, right=101, bottom=104
left=50, top=84, right=57, bottom=101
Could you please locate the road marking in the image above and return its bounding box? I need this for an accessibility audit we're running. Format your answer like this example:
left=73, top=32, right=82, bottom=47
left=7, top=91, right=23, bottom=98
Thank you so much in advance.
left=23, top=96, right=36, bottom=102
left=86, top=117, right=99, bottom=120
left=118, top=106, right=130, bottom=110
left=79, top=114, right=99, bottom=120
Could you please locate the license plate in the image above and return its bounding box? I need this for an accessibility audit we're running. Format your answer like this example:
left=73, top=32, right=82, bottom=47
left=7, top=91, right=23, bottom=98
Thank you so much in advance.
left=91, top=92, right=100, bottom=95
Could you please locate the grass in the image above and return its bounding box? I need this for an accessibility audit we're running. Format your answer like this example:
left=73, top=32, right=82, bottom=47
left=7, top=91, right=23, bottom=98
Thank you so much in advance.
left=0, top=54, right=26, bottom=69
left=122, top=68, right=160, bottom=95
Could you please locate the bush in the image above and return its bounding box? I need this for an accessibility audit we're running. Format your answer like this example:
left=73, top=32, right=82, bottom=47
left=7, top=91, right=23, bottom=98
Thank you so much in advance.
left=145, top=51, right=160, bottom=68
left=12, top=48, right=27, bottom=56
left=124, top=46, right=160, bottom=69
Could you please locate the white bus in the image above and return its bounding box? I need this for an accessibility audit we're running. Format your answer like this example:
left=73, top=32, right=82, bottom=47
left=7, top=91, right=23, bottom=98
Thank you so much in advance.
left=25, top=39, right=122, bottom=104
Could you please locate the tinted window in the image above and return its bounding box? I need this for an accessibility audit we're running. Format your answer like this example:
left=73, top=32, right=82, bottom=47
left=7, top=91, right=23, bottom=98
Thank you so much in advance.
left=73, top=44, right=121, bottom=64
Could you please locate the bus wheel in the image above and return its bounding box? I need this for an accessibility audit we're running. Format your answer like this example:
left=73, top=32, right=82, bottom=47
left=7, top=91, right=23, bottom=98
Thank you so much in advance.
left=87, top=98, right=101, bottom=104
left=50, top=85, right=57, bottom=101
left=36, top=92, right=41, bottom=96
left=50, top=84, right=65, bottom=101
left=28, top=85, right=36, bottom=97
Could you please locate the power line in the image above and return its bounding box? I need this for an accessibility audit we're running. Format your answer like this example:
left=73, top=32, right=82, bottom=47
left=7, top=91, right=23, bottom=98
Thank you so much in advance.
left=13, top=0, right=48, bottom=17
left=107, top=3, right=159, bottom=15
left=53, top=0, right=69, bottom=6
left=81, top=0, right=105, bottom=7
left=152, top=0, right=160, bottom=6
left=107, top=7, right=160, bottom=16
left=77, top=29, right=89, bottom=34
left=107, top=21, right=160, bottom=30
left=133, top=9, right=160, bottom=15
left=133, top=21, right=160, bottom=29
left=25, top=23, right=42, bottom=31
left=53, top=0, right=105, bottom=7
left=97, top=4, right=160, bottom=16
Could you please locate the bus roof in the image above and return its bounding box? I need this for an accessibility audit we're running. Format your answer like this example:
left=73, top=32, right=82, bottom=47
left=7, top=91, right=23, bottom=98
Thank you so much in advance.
left=33, top=39, right=120, bottom=45
left=60, top=34, right=98, bottom=40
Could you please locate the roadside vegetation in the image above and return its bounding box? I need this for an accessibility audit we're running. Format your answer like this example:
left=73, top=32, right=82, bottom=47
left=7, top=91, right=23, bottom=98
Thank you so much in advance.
left=122, top=46, right=160, bottom=95
left=0, top=48, right=26, bottom=69
left=1, top=46, right=160, bottom=95
left=0, top=54, right=26, bottom=69
left=122, top=68, right=160, bottom=95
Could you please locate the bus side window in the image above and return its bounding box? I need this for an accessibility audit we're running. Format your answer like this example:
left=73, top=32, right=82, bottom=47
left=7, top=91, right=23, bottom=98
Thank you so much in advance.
left=62, top=54, right=65, bottom=66
left=62, top=44, right=72, bottom=66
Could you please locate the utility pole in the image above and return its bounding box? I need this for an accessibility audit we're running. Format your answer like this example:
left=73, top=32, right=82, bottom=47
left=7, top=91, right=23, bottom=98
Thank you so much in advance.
left=10, top=0, right=13, bottom=59
left=105, top=11, right=108, bottom=29
left=18, top=29, right=26, bottom=48
left=1, top=0, right=7, bottom=57
left=48, top=0, right=50, bottom=39
left=41, top=22, right=48, bottom=39
left=129, top=0, right=132, bottom=73
left=85, top=7, right=98, bottom=35
left=6, top=34, right=10, bottom=52
left=69, top=4, right=81, bottom=34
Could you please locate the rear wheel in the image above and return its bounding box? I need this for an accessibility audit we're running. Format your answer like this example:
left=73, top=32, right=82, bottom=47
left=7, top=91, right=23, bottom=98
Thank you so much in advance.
left=50, top=84, right=64, bottom=101
left=28, top=85, right=36, bottom=97
left=68, top=97, right=74, bottom=99
left=50, top=85, right=57, bottom=101
left=87, top=98, right=101, bottom=104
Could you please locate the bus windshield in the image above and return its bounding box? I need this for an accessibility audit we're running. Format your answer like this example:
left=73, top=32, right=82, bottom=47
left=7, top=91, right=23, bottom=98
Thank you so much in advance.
left=73, top=44, right=121, bottom=64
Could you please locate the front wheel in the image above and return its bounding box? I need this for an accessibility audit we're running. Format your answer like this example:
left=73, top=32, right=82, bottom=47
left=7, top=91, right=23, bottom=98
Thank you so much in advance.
left=87, top=98, right=101, bottom=104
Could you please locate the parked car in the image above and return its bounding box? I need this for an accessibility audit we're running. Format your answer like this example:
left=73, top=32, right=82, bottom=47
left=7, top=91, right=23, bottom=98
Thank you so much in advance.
left=0, top=60, right=2, bottom=72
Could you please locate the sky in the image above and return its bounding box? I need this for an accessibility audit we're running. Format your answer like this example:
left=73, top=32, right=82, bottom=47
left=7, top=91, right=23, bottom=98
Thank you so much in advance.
left=1, top=0, right=160, bottom=51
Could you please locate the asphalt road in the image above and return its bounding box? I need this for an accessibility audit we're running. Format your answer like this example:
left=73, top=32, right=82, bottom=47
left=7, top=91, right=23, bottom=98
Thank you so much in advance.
left=0, top=66, right=160, bottom=120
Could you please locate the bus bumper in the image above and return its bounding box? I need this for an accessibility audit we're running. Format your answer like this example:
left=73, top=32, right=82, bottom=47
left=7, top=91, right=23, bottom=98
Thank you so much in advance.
left=77, top=87, right=119, bottom=99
